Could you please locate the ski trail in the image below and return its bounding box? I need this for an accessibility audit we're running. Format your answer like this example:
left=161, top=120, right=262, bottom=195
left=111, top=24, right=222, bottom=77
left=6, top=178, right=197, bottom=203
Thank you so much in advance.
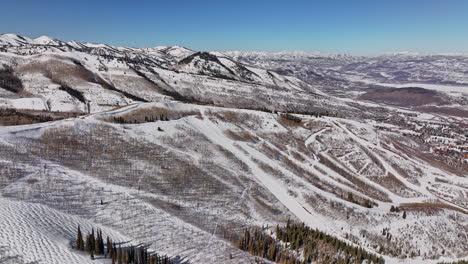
left=318, top=151, right=403, bottom=204
left=304, top=127, right=327, bottom=147
left=191, top=116, right=334, bottom=233
left=358, top=160, right=371, bottom=175
left=331, top=120, right=434, bottom=200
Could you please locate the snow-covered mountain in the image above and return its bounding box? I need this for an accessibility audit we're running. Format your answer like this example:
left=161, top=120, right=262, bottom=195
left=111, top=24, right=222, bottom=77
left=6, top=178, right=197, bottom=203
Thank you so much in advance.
left=0, top=34, right=467, bottom=264
left=0, top=33, right=340, bottom=116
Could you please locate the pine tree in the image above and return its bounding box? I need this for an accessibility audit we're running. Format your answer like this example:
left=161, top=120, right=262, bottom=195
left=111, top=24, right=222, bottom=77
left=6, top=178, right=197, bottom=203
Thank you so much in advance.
left=267, top=243, right=276, bottom=260
left=91, top=228, right=95, bottom=253
left=124, top=249, right=130, bottom=264
left=107, top=236, right=113, bottom=258
left=95, top=229, right=101, bottom=254
left=139, top=246, right=145, bottom=264
left=112, top=250, right=116, bottom=264
left=113, top=244, right=117, bottom=262
left=86, top=234, right=93, bottom=253
left=403, top=211, right=407, bottom=219
left=99, top=230, right=104, bottom=255
left=77, top=225, right=84, bottom=251
left=118, top=246, right=122, bottom=264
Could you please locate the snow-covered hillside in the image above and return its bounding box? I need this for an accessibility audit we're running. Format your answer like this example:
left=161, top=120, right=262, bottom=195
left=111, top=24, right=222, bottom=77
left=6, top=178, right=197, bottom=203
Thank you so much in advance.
left=1, top=102, right=467, bottom=263
left=0, top=197, right=130, bottom=264
left=1, top=34, right=467, bottom=264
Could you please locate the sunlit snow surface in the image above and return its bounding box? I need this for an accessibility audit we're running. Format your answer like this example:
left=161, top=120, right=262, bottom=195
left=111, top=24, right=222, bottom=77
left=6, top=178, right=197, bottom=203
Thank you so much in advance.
left=0, top=102, right=467, bottom=263
left=0, top=34, right=467, bottom=263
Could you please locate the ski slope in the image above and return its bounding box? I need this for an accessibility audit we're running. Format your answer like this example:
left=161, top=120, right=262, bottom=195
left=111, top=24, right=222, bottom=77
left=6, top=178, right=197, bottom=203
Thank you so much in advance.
left=0, top=197, right=128, bottom=264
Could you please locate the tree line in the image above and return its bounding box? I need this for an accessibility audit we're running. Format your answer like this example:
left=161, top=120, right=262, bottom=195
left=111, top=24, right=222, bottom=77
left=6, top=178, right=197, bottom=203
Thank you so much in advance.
left=237, top=227, right=300, bottom=264
left=112, top=114, right=169, bottom=124
left=235, top=219, right=385, bottom=264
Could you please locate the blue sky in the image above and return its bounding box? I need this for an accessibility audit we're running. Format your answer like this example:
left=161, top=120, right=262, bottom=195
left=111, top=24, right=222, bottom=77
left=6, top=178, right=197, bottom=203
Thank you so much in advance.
left=1, top=0, right=468, bottom=54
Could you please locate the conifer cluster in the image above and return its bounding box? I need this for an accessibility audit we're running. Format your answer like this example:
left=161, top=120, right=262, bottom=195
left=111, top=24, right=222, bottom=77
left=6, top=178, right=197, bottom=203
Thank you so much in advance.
left=112, top=114, right=169, bottom=124
left=238, top=228, right=300, bottom=264
left=236, top=220, right=385, bottom=264
left=75, top=225, right=173, bottom=264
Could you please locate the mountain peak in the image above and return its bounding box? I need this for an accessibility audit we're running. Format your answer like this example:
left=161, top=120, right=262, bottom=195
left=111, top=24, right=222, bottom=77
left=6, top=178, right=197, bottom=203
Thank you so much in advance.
left=0, top=33, right=63, bottom=46
left=34, top=35, right=58, bottom=45
left=0, top=33, right=34, bottom=46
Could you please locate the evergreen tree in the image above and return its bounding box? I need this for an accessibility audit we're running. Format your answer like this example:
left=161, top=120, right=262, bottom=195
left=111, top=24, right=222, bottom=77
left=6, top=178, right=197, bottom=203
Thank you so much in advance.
left=139, top=246, right=145, bottom=264
left=99, top=230, right=104, bottom=255
left=86, top=233, right=93, bottom=253
left=118, top=246, right=122, bottom=264
left=112, top=250, right=116, bottom=264
left=76, top=225, right=84, bottom=251
left=94, top=229, right=100, bottom=254
left=107, top=236, right=113, bottom=258
left=91, top=228, right=95, bottom=253
left=76, top=225, right=173, bottom=264
left=113, top=244, right=117, bottom=260
left=132, top=246, right=137, bottom=263
left=124, top=249, right=129, bottom=264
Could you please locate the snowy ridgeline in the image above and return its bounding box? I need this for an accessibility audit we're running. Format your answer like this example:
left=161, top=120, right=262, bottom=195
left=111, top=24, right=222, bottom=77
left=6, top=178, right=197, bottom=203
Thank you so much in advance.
left=0, top=33, right=337, bottom=117
left=2, top=33, right=468, bottom=117
left=0, top=102, right=467, bottom=263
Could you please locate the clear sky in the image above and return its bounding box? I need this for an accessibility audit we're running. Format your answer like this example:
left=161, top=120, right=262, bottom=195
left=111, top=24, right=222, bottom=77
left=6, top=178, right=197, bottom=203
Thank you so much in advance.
left=1, top=0, right=468, bottom=55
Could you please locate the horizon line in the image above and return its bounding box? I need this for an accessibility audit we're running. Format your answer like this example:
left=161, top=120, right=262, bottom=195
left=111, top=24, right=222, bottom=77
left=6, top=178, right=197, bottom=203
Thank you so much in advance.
left=2, top=32, right=468, bottom=57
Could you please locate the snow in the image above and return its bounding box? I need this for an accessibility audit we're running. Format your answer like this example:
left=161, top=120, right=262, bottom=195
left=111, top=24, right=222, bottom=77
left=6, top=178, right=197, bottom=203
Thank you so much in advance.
left=0, top=101, right=467, bottom=263
left=101, top=103, right=468, bottom=263
left=0, top=197, right=128, bottom=264
left=0, top=34, right=34, bottom=46
left=66, top=41, right=88, bottom=50
left=0, top=34, right=62, bottom=47
left=0, top=97, right=48, bottom=111
left=192, top=115, right=333, bottom=231
left=165, top=46, right=193, bottom=59
left=34, top=36, right=60, bottom=46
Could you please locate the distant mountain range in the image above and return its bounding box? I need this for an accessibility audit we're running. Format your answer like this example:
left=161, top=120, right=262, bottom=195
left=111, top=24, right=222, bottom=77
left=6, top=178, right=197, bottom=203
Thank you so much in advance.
left=1, top=33, right=467, bottom=115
